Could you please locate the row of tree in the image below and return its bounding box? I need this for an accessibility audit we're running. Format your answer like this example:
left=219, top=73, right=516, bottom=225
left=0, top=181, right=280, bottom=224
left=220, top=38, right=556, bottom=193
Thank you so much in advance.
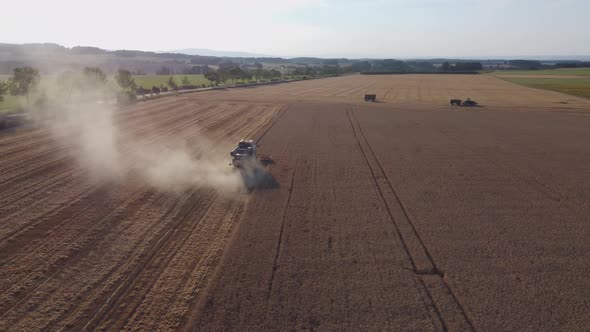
left=0, top=62, right=358, bottom=108
left=134, top=67, right=286, bottom=96
left=155, top=65, right=214, bottom=75
left=441, top=61, right=483, bottom=72
left=352, top=60, right=484, bottom=73
left=134, top=63, right=356, bottom=97
left=0, top=66, right=142, bottom=106
left=0, top=67, right=41, bottom=103
left=552, top=61, right=590, bottom=69
left=202, top=67, right=283, bottom=86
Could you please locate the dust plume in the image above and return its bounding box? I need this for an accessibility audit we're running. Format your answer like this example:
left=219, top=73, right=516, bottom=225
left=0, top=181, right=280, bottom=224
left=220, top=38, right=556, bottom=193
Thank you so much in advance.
left=133, top=141, right=242, bottom=193
left=31, top=72, right=243, bottom=194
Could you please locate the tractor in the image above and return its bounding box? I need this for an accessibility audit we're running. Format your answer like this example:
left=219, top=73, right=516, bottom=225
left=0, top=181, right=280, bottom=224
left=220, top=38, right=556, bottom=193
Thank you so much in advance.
left=364, top=94, right=377, bottom=102
left=449, top=98, right=478, bottom=107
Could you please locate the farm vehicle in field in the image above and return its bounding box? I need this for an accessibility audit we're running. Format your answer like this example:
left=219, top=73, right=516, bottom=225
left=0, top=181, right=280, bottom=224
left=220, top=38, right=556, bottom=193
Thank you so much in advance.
left=450, top=98, right=478, bottom=107
left=230, top=139, right=272, bottom=168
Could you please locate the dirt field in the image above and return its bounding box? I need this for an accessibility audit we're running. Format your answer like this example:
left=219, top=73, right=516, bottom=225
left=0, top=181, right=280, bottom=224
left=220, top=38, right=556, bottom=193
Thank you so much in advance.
left=0, top=98, right=282, bottom=331
left=1, top=74, right=589, bottom=331
left=198, top=74, right=590, bottom=108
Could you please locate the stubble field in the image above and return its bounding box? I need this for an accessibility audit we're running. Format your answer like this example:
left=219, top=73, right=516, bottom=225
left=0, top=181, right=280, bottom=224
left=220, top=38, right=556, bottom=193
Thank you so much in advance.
left=1, top=74, right=589, bottom=331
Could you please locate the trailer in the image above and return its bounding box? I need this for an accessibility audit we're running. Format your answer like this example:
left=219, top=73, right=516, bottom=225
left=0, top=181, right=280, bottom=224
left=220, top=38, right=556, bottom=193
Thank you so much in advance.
left=450, top=98, right=478, bottom=107
left=364, top=94, right=377, bottom=102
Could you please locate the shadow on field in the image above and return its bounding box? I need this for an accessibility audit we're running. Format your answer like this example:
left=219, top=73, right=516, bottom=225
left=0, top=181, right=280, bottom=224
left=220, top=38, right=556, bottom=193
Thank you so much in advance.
left=238, top=163, right=279, bottom=192
left=449, top=105, right=484, bottom=109
left=0, top=113, right=28, bottom=132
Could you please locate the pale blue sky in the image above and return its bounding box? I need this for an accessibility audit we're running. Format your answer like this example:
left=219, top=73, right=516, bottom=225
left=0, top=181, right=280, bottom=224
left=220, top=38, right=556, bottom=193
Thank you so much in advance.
left=1, top=0, right=588, bottom=58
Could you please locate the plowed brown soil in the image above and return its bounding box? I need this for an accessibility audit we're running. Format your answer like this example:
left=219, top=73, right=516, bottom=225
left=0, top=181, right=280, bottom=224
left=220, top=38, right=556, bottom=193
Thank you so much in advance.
left=1, top=74, right=589, bottom=331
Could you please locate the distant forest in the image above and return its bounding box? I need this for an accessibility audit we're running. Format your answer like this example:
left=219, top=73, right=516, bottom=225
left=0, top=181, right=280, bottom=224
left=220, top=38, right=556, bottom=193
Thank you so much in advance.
left=1, top=43, right=589, bottom=75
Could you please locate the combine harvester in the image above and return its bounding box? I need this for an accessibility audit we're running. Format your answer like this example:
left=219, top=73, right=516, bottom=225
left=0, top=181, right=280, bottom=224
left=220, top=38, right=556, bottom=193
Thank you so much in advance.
left=450, top=98, right=478, bottom=107
left=230, top=139, right=272, bottom=168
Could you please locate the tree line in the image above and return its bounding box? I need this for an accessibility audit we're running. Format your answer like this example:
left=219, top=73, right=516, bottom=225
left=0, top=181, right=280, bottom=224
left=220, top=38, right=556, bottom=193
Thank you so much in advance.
left=0, top=67, right=41, bottom=104
left=499, top=60, right=590, bottom=70
left=353, top=60, right=484, bottom=73
left=136, top=62, right=357, bottom=96
left=0, top=63, right=347, bottom=109
left=0, top=66, right=141, bottom=107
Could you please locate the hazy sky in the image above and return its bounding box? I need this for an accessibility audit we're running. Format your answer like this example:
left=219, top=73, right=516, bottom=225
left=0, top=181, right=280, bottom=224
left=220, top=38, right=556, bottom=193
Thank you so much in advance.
left=2, top=0, right=589, bottom=58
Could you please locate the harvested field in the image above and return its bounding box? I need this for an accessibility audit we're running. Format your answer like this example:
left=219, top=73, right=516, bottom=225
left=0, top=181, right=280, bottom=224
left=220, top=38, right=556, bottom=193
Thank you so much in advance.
left=0, top=97, right=282, bottom=331
left=197, top=74, right=590, bottom=108
left=1, top=74, right=590, bottom=331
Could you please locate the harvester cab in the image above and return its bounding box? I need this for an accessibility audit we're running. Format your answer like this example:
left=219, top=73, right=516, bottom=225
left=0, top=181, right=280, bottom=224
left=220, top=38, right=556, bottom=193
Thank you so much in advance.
left=230, top=140, right=256, bottom=168
left=462, top=98, right=478, bottom=107
left=230, top=139, right=273, bottom=168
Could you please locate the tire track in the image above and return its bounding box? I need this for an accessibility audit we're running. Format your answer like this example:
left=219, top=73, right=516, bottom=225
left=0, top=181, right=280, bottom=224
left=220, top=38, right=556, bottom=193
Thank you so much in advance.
left=346, top=106, right=475, bottom=331
left=0, top=152, right=72, bottom=186
left=0, top=169, right=87, bottom=243
left=43, top=192, right=186, bottom=331
left=170, top=203, right=244, bottom=330
left=266, top=164, right=297, bottom=298
left=123, top=198, right=244, bottom=331
left=254, top=105, right=290, bottom=143
left=0, top=187, right=156, bottom=320
left=39, top=192, right=205, bottom=331
left=1, top=191, right=176, bottom=331
left=81, top=190, right=216, bottom=331
left=0, top=130, right=49, bottom=150
left=0, top=135, right=58, bottom=160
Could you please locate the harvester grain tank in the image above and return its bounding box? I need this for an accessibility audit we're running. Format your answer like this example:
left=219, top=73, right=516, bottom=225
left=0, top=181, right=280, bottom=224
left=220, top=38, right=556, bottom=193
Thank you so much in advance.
left=230, top=139, right=272, bottom=168
left=462, top=98, right=478, bottom=107
left=230, top=140, right=256, bottom=168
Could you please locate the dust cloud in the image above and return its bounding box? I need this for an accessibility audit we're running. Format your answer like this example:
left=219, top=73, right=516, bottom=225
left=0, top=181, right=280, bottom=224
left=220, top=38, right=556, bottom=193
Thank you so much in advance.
left=134, top=142, right=242, bottom=193
left=31, top=73, right=243, bottom=194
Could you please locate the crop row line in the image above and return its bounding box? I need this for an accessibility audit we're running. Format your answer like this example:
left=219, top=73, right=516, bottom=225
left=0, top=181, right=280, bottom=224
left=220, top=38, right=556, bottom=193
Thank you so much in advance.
left=346, top=105, right=475, bottom=331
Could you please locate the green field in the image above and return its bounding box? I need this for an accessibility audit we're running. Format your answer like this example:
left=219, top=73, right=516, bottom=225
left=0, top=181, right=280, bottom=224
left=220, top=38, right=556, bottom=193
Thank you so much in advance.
left=0, top=76, right=20, bottom=113
left=490, top=68, right=590, bottom=76
left=1, top=75, right=48, bottom=114
left=133, top=75, right=210, bottom=89
left=502, top=77, right=590, bottom=99
left=0, top=95, right=24, bottom=114
left=0, top=74, right=211, bottom=113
